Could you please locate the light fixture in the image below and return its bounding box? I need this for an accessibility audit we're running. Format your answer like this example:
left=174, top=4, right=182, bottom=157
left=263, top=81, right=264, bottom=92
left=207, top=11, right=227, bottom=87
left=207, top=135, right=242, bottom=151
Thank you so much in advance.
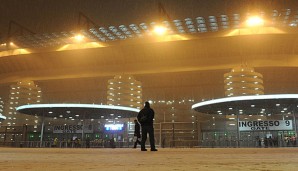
left=74, top=34, right=84, bottom=42
left=153, top=25, right=167, bottom=35
left=246, top=16, right=264, bottom=27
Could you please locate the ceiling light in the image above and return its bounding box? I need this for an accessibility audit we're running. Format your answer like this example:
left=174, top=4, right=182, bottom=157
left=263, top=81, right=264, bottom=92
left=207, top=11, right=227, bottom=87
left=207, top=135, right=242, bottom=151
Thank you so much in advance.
left=246, top=16, right=264, bottom=27
left=74, top=34, right=84, bottom=42
left=153, top=25, right=167, bottom=35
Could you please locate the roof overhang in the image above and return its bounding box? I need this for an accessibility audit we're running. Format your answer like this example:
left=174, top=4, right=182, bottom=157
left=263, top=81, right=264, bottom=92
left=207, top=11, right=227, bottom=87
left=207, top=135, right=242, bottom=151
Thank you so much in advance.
left=192, top=94, right=298, bottom=115
left=16, top=104, right=140, bottom=119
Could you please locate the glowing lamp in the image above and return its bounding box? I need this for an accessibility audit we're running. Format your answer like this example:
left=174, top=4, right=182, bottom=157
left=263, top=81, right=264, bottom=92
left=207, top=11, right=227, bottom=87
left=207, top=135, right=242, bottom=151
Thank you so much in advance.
left=153, top=25, right=167, bottom=35
left=246, top=16, right=264, bottom=27
left=74, top=34, right=84, bottom=42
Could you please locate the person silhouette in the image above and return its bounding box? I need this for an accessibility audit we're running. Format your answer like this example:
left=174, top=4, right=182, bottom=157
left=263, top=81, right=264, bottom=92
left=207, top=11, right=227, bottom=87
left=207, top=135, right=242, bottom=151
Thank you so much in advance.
left=86, top=137, right=90, bottom=148
left=137, top=101, right=158, bottom=151
left=133, top=119, right=141, bottom=148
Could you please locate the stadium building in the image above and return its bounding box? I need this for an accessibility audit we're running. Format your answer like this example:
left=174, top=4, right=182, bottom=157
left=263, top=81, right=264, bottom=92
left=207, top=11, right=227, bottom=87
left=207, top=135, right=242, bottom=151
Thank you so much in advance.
left=0, top=0, right=298, bottom=147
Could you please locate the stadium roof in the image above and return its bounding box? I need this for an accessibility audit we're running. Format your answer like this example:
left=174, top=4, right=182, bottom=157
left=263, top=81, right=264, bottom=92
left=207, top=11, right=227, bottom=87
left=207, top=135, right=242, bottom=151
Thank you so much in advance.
left=1, top=1, right=298, bottom=123
left=0, top=7, right=297, bottom=50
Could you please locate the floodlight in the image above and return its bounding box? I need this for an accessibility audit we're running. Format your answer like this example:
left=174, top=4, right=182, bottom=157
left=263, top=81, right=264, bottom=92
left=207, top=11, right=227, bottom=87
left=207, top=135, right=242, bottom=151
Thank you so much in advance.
left=153, top=25, right=167, bottom=35
left=246, top=16, right=264, bottom=27
left=74, top=34, right=84, bottom=41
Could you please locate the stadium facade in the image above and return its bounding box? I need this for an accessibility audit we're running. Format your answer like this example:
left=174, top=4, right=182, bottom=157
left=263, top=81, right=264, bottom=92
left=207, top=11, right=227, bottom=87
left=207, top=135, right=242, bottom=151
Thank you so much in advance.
left=0, top=1, right=298, bottom=147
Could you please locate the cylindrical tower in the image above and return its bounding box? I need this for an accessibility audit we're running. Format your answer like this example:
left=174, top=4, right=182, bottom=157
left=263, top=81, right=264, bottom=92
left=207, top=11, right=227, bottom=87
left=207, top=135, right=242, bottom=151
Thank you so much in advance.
left=4, top=80, right=42, bottom=127
left=224, top=66, right=264, bottom=97
left=0, top=98, right=5, bottom=122
left=107, top=75, right=142, bottom=109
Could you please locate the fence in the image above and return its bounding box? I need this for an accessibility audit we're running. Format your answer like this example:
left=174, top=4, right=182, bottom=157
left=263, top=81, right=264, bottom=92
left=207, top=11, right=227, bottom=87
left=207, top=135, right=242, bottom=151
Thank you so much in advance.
left=1, top=122, right=297, bottom=148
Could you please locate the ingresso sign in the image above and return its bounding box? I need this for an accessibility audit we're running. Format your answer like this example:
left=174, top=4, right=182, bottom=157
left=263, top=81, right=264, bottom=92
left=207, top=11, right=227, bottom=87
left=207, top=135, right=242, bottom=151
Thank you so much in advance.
left=239, top=120, right=293, bottom=131
left=53, top=125, right=93, bottom=133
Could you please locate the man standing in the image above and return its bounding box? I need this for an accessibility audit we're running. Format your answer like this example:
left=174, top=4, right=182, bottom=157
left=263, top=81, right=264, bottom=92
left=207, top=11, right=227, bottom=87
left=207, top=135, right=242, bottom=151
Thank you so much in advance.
left=133, top=119, right=141, bottom=148
left=86, top=137, right=90, bottom=148
left=137, top=101, right=158, bottom=151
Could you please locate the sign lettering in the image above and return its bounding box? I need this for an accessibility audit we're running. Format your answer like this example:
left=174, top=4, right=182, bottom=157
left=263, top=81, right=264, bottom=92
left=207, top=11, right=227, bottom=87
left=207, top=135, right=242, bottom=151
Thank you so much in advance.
left=53, top=125, right=93, bottom=133
left=239, top=120, right=292, bottom=131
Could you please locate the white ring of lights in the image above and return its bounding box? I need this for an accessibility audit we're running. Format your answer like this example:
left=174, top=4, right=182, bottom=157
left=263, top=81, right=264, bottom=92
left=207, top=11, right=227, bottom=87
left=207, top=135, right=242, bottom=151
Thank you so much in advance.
left=0, top=115, right=6, bottom=120
left=16, top=104, right=140, bottom=113
left=192, top=94, right=298, bottom=109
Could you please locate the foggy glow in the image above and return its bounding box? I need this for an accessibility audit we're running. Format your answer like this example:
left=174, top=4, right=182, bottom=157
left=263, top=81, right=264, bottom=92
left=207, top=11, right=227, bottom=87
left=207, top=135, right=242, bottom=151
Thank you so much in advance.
left=56, top=42, right=106, bottom=51
left=153, top=25, right=167, bottom=35
left=225, top=27, right=285, bottom=36
left=74, top=34, right=84, bottom=42
left=246, top=16, right=264, bottom=27
left=0, top=48, right=31, bottom=57
left=154, top=34, right=189, bottom=42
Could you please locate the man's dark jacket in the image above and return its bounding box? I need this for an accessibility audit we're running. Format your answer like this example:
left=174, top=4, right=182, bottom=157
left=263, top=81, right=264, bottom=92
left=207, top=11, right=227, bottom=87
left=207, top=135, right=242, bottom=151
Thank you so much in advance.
left=137, top=107, right=154, bottom=126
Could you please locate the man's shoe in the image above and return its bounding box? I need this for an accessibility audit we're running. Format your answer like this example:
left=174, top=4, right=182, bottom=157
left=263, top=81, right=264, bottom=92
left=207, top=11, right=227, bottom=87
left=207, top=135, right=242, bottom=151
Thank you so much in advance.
left=141, top=149, right=147, bottom=151
left=151, top=149, right=158, bottom=151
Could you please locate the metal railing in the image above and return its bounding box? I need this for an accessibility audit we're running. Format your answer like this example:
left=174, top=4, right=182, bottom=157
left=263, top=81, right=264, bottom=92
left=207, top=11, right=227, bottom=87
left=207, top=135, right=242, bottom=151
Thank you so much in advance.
left=14, top=140, right=131, bottom=148
left=1, top=139, right=297, bottom=148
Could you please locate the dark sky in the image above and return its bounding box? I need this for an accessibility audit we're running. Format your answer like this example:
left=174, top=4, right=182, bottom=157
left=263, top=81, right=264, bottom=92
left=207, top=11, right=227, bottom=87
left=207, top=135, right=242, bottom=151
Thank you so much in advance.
left=0, top=0, right=297, bottom=39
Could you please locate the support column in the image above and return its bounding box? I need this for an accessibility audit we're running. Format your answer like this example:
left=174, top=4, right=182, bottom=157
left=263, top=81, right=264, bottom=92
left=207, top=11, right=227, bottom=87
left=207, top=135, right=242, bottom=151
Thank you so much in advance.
left=293, top=108, right=297, bottom=139
left=22, top=124, right=28, bottom=142
left=236, top=112, right=240, bottom=148
left=197, top=117, right=202, bottom=147
left=128, top=118, right=130, bottom=148
left=4, top=126, right=8, bottom=144
left=82, top=113, right=86, bottom=142
left=40, top=114, right=45, bottom=148
left=282, top=110, right=285, bottom=147
left=172, top=122, right=175, bottom=147
left=159, top=122, right=162, bottom=147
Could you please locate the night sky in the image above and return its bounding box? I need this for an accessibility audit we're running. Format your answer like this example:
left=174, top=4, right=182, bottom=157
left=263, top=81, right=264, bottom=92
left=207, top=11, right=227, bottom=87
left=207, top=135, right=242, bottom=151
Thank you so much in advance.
left=0, top=0, right=297, bottom=40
